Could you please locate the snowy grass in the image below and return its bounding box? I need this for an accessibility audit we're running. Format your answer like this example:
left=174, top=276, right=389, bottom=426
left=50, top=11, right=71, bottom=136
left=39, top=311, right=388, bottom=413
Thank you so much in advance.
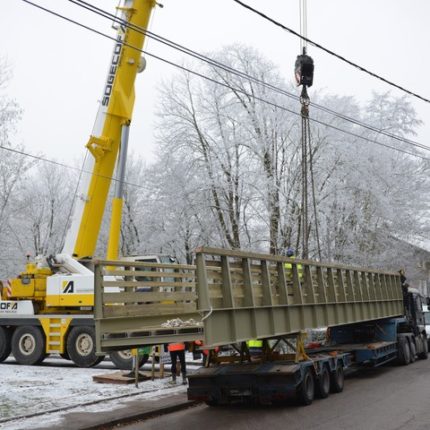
left=0, top=355, right=192, bottom=430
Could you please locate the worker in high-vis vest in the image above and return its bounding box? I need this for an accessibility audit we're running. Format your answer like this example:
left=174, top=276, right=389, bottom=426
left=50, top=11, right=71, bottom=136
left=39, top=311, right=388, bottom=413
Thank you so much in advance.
left=194, top=340, right=219, bottom=365
left=168, top=342, right=187, bottom=384
left=246, top=339, right=263, bottom=361
left=284, top=248, right=303, bottom=281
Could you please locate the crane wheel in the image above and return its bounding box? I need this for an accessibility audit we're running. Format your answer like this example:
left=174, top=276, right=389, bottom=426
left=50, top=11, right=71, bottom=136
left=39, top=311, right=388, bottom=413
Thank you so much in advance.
left=60, top=351, right=71, bottom=360
left=0, top=326, right=12, bottom=362
left=296, top=367, right=315, bottom=405
left=316, top=365, right=330, bottom=398
left=66, top=326, right=105, bottom=368
left=11, top=326, right=46, bottom=365
left=330, top=364, right=344, bottom=393
left=110, top=350, right=149, bottom=370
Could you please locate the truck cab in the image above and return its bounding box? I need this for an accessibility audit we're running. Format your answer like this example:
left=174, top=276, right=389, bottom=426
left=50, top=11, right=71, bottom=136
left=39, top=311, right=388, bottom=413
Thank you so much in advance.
left=423, top=304, right=430, bottom=348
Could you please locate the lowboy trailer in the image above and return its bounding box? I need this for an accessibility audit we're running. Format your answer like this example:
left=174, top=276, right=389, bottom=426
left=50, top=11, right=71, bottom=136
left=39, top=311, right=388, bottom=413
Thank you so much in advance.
left=94, top=247, right=429, bottom=406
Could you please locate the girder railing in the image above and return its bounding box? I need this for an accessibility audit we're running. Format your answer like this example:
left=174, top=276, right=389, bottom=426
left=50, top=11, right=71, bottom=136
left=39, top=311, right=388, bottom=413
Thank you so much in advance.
left=195, top=247, right=403, bottom=346
left=94, top=248, right=404, bottom=353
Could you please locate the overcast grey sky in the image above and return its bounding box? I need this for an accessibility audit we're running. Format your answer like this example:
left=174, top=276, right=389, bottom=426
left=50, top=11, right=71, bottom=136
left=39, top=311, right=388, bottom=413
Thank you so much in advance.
left=1, top=0, right=429, bottom=165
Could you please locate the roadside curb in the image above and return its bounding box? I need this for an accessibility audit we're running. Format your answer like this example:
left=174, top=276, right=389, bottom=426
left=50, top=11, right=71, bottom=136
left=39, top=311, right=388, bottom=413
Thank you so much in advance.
left=83, top=398, right=200, bottom=430
left=54, top=394, right=201, bottom=430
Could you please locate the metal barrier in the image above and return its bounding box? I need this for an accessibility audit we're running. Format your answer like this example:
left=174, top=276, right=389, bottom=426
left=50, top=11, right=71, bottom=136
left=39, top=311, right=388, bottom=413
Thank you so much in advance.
left=196, top=248, right=404, bottom=346
left=94, top=248, right=404, bottom=352
left=94, top=259, right=202, bottom=353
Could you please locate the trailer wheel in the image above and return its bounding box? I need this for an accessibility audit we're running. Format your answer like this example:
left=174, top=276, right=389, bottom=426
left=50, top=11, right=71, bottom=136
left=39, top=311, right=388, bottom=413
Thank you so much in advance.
left=296, top=368, right=315, bottom=405
left=66, top=326, right=105, bottom=368
left=110, top=350, right=149, bottom=370
left=409, top=340, right=416, bottom=363
left=417, top=336, right=428, bottom=360
left=0, top=326, right=12, bottom=362
left=11, top=326, right=46, bottom=365
left=330, top=364, right=344, bottom=393
left=397, top=337, right=410, bottom=365
left=60, top=351, right=70, bottom=360
left=316, top=365, right=330, bottom=398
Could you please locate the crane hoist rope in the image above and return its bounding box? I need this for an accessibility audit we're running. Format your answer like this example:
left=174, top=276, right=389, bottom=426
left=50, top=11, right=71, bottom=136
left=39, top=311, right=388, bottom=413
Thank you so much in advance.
left=294, top=0, right=321, bottom=260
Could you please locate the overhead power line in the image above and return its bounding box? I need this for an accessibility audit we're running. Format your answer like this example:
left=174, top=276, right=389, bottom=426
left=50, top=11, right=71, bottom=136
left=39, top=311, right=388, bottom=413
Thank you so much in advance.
left=0, top=143, right=152, bottom=191
left=68, top=0, right=430, bottom=155
left=20, top=0, right=430, bottom=162
left=232, top=0, right=430, bottom=105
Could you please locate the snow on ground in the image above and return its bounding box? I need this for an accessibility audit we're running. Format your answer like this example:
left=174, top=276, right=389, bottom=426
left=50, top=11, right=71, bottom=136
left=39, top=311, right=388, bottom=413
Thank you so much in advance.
left=0, top=355, right=195, bottom=430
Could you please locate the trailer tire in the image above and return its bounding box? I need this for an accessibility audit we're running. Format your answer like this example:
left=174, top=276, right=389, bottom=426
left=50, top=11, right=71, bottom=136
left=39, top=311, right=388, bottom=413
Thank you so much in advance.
left=296, top=368, right=315, bottom=405
left=0, top=326, right=12, bottom=362
left=316, top=365, right=330, bottom=398
left=110, top=350, right=149, bottom=370
left=330, top=364, right=344, bottom=393
left=11, top=326, right=46, bottom=365
left=397, top=337, right=410, bottom=365
left=409, top=340, right=416, bottom=363
left=417, top=336, right=428, bottom=360
left=67, top=326, right=104, bottom=368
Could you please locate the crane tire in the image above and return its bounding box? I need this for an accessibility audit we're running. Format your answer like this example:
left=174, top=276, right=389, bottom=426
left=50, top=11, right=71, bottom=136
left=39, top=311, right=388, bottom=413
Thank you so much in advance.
left=0, top=326, right=12, bottom=362
left=296, top=367, right=315, bottom=405
left=11, top=326, right=46, bottom=365
left=316, top=365, right=330, bottom=398
left=330, top=364, right=344, bottom=393
left=60, top=351, right=71, bottom=360
left=110, top=350, right=149, bottom=370
left=67, top=326, right=104, bottom=368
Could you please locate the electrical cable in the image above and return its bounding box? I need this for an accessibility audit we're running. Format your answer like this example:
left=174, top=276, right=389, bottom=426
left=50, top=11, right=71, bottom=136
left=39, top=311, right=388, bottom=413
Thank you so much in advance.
left=232, top=0, right=430, bottom=104
left=17, top=0, right=430, bottom=156
left=19, top=0, right=430, bottom=162
left=0, top=143, right=233, bottom=198
left=69, top=0, right=430, bottom=154
left=59, top=149, right=90, bottom=251
left=0, top=143, right=152, bottom=191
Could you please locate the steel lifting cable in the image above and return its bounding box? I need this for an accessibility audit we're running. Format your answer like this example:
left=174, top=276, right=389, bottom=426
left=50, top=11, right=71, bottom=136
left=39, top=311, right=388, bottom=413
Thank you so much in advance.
left=300, top=87, right=309, bottom=259
left=297, top=0, right=321, bottom=260
left=307, top=111, right=322, bottom=261
left=300, top=85, right=322, bottom=261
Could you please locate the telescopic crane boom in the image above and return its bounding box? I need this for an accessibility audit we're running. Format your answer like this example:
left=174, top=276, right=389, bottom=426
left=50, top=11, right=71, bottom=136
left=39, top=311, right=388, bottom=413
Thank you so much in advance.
left=63, top=0, right=156, bottom=260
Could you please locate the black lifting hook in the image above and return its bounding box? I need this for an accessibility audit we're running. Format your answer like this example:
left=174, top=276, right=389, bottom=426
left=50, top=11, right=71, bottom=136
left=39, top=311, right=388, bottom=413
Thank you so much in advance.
left=294, top=48, right=314, bottom=88
left=300, top=86, right=310, bottom=111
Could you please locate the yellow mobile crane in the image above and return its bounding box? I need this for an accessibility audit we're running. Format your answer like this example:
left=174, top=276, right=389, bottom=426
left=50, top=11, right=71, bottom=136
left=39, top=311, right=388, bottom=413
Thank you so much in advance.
left=0, top=0, right=156, bottom=368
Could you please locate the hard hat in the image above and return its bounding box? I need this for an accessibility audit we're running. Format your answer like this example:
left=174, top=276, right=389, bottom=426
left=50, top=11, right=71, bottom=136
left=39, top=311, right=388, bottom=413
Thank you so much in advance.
left=286, top=248, right=294, bottom=257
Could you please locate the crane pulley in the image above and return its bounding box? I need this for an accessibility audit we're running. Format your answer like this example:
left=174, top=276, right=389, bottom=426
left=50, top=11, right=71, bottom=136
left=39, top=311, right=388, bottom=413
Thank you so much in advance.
left=294, top=49, right=314, bottom=88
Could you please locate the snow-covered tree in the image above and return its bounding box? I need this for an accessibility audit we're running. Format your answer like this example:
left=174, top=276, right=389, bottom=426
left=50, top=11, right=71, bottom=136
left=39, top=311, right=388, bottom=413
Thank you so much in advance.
left=0, top=59, right=37, bottom=276
left=151, top=45, right=427, bottom=268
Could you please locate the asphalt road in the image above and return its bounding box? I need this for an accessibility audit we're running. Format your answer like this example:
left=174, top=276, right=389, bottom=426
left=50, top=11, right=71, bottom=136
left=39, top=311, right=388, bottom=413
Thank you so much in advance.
left=122, top=358, right=430, bottom=430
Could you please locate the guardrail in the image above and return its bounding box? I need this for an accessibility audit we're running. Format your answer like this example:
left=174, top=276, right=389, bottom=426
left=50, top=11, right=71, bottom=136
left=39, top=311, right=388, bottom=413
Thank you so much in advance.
left=195, top=247, right=404, bottom=346
left=95, top=248, right=404, bottom=352
left=94, top=259, right=202, bottom=353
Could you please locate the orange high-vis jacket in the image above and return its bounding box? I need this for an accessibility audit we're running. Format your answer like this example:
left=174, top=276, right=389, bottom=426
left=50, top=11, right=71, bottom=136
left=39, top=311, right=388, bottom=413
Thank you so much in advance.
left=194, top=340, right=219, bottom=356
left=168, top=343, right=185, bottom=352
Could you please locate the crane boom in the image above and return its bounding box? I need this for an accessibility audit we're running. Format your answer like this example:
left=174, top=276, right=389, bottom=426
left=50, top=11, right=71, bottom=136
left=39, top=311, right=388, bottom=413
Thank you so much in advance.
left=63, top=0, right=155, bottom=259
